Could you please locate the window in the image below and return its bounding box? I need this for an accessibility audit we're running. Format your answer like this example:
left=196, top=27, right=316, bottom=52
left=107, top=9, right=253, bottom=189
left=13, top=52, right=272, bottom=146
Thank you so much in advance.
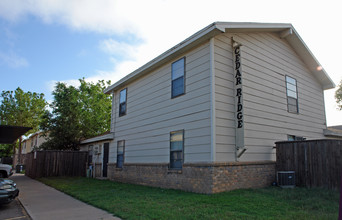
left=22, top=142, right=26, bottom=154
left=119, top=88, right=127, bottom=117
left=288, top=135, right=306, bottom=141
left=286, top=76, right=298, bottom=113
left=171, top=57, right=185, bottom=98
left=117, top=140, right=125, bottom=168
left=170, top=130, right=184, bottom=169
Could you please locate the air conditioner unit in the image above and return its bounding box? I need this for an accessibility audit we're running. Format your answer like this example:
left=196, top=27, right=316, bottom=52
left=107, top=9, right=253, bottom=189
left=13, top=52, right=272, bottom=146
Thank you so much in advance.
left=93, top=145, right=102, bottom=155
left=277, top=171, right=295, bottom=188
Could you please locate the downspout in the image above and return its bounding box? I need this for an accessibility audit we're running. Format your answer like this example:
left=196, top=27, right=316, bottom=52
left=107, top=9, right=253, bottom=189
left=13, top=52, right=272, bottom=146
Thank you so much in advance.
left=232, top=37, right=247, bottom=161
left=111, top=91, right=116, bottom=137
left=210, top=38, right=216, bottom=163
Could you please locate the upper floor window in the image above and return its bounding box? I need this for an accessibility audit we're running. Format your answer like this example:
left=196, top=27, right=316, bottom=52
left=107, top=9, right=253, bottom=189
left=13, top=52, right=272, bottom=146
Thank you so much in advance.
left=171, top=57, right=185, bottom=98
left=119, top=88, right=127, bottom=117
left=286, top=76, right=298, bottom=113
left=170, top=130, right=184, bottom=169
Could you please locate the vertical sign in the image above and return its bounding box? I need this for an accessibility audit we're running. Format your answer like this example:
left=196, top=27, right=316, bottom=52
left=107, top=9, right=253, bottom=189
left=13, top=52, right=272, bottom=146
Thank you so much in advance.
left=233, top=44, right=244, bottom=151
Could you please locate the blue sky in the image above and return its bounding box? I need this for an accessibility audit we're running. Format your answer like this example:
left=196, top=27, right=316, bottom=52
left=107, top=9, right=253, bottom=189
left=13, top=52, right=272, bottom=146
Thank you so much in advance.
left=1, top=18, right=109, bottom=88
left=0, top=0, right=341, bottom=126
left=0, top=13, right=140, bottom=95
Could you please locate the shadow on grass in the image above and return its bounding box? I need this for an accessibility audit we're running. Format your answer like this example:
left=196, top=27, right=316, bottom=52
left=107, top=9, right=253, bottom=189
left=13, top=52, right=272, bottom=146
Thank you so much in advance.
left=39, top=177, right=339, bottom=220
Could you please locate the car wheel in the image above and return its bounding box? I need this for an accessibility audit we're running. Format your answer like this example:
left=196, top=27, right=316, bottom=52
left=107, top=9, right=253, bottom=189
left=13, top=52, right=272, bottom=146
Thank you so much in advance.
left=0, top=171, right=6, bottom=178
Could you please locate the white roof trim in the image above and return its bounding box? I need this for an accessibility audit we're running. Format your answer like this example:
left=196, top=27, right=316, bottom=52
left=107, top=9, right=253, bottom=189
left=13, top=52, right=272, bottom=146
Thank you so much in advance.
left=104, top=22, right=224, bottom=93
left=80, top=133, right=114, bottom=145
left=104, top=22, right=335, bottom=93
left=324, top=127, right=342, bottom=138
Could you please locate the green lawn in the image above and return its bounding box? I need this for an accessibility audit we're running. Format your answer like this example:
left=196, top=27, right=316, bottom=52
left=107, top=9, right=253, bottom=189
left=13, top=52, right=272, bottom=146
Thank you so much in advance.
left=39, top=177, right=339, bottom=220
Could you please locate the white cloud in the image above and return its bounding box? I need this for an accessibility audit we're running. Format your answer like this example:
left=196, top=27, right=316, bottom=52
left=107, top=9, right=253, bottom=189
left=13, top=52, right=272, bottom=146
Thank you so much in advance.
left=46, top=79, right=81, bottom=92
left=2, top=0, right=342, bottom=126
left=0, top=50, right=29, bottom=68
left=0, top=0, right=137, bottom=34
left=99, top=38, right=139, bottom=59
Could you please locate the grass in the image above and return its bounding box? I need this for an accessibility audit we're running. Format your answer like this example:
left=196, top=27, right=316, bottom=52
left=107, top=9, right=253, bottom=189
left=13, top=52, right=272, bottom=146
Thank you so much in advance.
left=39, top=177, right=339, bottom=220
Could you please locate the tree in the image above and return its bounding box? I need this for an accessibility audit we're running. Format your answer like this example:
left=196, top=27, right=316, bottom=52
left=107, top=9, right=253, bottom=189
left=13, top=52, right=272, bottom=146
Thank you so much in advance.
left=0, top=88, right=47, bottom=162
left=0, top=88, right=47, bottom=129
left=336, top=80, right=342, bottom=110
left=78, top=79, right=112, bottom=138
left=0, top=144, right=13, bottom=158
left=41, top=79, right=112, bottom=150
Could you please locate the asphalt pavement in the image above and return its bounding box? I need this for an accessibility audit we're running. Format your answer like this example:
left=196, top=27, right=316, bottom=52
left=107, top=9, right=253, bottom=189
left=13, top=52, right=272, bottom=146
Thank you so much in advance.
left=10, top=174, right=120, bottom=220
left=0, top=197, right=31, bottom=220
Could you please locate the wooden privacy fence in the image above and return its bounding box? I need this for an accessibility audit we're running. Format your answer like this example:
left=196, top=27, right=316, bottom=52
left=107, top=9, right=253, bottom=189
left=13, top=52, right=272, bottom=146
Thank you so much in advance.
left=276, top=139, right=342, bottom=189
left=25, top=151, right=88, bottom=179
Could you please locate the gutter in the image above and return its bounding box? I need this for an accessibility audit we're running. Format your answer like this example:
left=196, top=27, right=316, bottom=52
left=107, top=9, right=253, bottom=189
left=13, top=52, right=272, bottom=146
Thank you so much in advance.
left=103, top=21, right=335, bottom=93
left=80, top=132, right=115, bottom=145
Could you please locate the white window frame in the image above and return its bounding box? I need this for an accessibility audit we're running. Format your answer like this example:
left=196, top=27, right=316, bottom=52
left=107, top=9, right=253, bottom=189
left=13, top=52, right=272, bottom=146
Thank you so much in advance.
left=171, top=57, right=185, bottom=98
left=169, top=130, right=184, bottom=170
left=119, top=88, right=127, bottom=117
left=286, top=76, right=298, bottom=113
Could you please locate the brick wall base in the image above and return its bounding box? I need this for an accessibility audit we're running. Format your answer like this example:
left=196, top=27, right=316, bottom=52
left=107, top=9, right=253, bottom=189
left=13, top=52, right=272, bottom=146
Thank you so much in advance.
left=108, top=161, right=275, bottom=194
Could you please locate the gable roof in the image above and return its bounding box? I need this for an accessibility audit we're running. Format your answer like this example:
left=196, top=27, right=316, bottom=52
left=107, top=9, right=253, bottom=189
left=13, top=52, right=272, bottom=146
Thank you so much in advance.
left=324, top=126, right=342, bottom=138
left=104, top=22, right=335, bottom=94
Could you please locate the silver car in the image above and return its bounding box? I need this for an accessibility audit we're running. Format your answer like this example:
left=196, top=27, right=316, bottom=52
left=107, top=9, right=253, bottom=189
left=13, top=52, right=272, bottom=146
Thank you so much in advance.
left=0, top=179, right=19, bottom=204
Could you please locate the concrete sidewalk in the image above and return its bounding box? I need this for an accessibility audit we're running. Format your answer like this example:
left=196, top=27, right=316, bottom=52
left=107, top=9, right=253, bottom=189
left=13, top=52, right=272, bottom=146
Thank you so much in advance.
left=10, top=174, right=120, bottom=220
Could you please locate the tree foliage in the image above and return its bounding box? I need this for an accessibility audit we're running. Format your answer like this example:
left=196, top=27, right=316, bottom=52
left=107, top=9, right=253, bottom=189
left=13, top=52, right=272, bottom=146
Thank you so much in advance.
left=0, top=87, right=47, bottom=157
left=41, top=79, right=112, bottom=150
left=0, top=87, right=47, bottom=130
left=0, top=144, right=13, bottom=157
left=335, top=80, right=342, bottom=110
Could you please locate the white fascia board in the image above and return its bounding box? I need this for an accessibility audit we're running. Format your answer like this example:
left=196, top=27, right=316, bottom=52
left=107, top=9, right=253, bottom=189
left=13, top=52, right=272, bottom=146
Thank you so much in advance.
left=104, top=22, right=335, bottom=93
left=80, top=133, right=114, bottom=145
left=282, top=28, right=335, bottom=90
left=217, top=21, right=293, bottom=31
left=104, top=22, right=225, bottom=94
left=222, top=22, right=335, bottom=90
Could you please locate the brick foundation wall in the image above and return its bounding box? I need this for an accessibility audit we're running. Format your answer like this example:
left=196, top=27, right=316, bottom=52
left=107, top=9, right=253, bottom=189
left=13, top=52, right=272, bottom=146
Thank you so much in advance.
left=108, top=161, right=275, bottom=194
left=211, top=162, right=276, bottom=193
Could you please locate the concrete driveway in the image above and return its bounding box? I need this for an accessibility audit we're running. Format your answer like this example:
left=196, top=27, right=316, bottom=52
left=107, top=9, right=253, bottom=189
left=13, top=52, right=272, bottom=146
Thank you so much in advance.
left=10, top=174, right=120, bottom=220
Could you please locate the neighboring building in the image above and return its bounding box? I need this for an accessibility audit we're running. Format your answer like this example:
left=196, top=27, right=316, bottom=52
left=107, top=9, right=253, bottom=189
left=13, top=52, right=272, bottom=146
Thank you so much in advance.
left=324, top=126, right=342, bottom=139
left=80, top=132, right=114, bottom=178
left=14, top=131, right=48, bottom=166
left=102, top=22, right=335, bottom=193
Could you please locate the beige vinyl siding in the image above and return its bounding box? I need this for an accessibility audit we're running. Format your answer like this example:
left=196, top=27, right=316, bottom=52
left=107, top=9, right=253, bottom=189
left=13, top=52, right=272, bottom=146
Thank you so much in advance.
left=232, top=32, right=326, bottom=161
left=212, top=32, right=326, bottom=162
left=213, top=34, right=236, bottom=162
left=109, top=42, right=212, bottom=164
